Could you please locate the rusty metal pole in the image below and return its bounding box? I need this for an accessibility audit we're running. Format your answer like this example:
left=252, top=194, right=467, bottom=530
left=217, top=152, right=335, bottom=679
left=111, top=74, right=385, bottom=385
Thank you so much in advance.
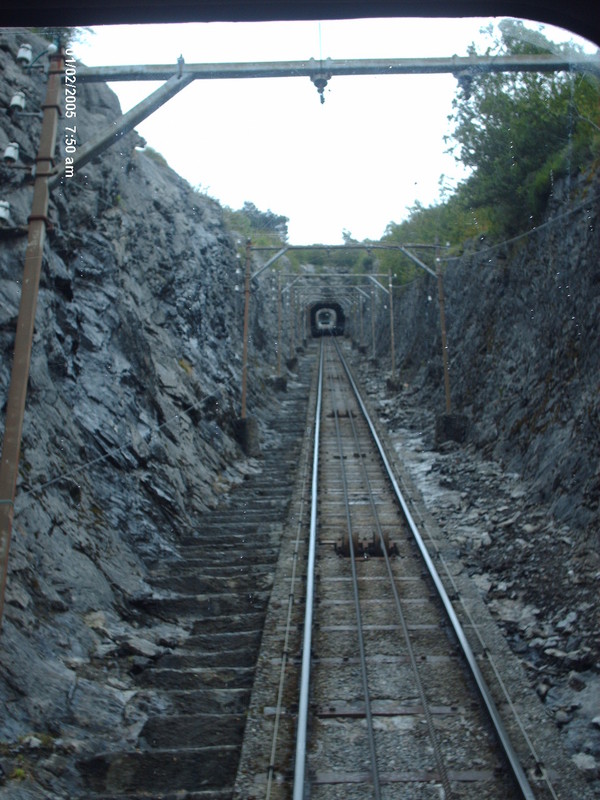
left=240, top=238, right=252, bottom=420
left=371, top=282, right=376, bottom=359
left=302, top=305, right=307, bottom=346
left=289, top=287, right=295, bottom=357
left=0, top=45, right=64, bottom=630
left=388, top=269, right=396, bottom=380
left=359, top=295, right=364, bottom=348
left=277, top=272, right=282, bottom=376
left=436, top=247, right=452, bottom=414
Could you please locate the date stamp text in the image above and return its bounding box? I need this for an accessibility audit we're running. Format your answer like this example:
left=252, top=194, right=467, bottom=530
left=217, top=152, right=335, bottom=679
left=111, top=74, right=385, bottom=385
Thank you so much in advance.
left=64, top=48, right=77, bottom=178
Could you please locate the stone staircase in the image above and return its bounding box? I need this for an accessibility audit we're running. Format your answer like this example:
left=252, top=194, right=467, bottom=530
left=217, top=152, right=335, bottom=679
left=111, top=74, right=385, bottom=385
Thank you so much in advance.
left=78, top=355, right=314, bottom=799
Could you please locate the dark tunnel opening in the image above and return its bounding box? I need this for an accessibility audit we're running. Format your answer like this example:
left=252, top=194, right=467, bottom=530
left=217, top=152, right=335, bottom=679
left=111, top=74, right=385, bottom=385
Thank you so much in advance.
left=309, top=301, right=346, bottom=337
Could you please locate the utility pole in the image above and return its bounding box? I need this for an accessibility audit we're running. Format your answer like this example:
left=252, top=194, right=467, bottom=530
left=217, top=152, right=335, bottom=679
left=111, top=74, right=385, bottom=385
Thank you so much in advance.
left=371, top=282, right=376, bottom=360
left=277, top=271, right=282, bottom=376
left=359, top=294, right=364, bottom=349
left=388, top=269, right=396, bottom=381
left=0, top=45, right=64, bottom=629
left=289, top=287, right=296, bottom=358
left=240, top=238, right=252, bottom=420
left=436, top=243, right=452, bottom=414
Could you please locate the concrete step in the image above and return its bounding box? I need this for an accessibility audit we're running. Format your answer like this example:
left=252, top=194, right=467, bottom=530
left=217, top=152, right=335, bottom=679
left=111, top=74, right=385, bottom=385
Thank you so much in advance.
left=84, top=352, right=314, bottom=799
left=80, top=746, right=239, bottom=794
left=150, top=562, right=276, bottom=579
left=153, top=552, right=279, bottom=571
left=158, top=687, right=250, bottom=716
left=185, top=630, right=262, bottom=652
left=139, top=713, right=245, bottom=750
left=137, top=666, right=255, bottom=691
left=131, top=591, right=270, bottom=621
left=149, top=572, right=273, bottom=595
left=157, top=647, right=258, bottom=670
left=92, top=792, right=232, bottom=800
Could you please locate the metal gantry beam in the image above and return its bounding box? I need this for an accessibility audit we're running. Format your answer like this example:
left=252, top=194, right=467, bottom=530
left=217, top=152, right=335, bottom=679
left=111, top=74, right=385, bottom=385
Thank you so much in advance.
left=49, top=72, right=195, bottom=188
left=77, top=53, right=600, bottom=83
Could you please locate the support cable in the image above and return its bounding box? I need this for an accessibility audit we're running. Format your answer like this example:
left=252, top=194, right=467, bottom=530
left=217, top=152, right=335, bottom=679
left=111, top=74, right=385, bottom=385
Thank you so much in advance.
left=16, top=374, right=239, bottom=503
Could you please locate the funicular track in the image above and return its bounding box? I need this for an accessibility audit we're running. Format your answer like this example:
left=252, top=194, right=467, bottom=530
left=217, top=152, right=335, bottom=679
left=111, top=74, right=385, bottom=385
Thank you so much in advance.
left=297, top=337, right=535, bottom=799
left=235, top=338, right=543, bottom=800
left=77, top=357, right=315, bottom=800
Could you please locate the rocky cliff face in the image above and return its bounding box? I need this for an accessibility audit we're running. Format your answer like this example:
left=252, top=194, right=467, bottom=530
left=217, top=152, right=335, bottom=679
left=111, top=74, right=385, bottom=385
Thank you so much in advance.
left=0, top=28, right=276, bottom=796
left=383, top=169, right=600, bottom=540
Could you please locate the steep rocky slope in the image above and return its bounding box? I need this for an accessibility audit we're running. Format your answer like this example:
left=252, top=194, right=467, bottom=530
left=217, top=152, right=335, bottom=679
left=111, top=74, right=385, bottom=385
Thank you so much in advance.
left=0, top=28, right=281, bottom=798
left=385, top=171, right=599, bottom=536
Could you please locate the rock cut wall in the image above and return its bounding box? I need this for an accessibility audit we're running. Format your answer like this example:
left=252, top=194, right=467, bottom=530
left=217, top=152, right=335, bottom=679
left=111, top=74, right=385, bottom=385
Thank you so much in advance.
left=0, top=28, right=276, bottom=795
left=387, top=168, right=600, bottom=541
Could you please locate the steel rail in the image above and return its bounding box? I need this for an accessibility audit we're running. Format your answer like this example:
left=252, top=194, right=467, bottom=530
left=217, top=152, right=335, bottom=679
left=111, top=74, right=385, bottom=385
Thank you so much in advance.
left=390, top=456, right=560, bottom=798
left=326, top=341, right=382, bottom=799
left=336, top=345, right=537, bottom=800
left=339, top=346, right=454, bottom=799
left=265, top=354, right=320, bottom=800
left=292, top=341, right=324, bottom=800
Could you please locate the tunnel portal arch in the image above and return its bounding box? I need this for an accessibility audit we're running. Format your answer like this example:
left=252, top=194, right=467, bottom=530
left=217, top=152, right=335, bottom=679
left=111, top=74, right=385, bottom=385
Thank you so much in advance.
left=309, top=301, right=346, bottom=337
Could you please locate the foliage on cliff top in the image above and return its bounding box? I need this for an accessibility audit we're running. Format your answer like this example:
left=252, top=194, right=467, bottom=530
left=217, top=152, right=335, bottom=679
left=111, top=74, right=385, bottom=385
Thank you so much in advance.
left=447, top=19, right=600, bottom=237
left=376, top=20, right=600, bottom=279
left=223, top=201, right=289, bottom=247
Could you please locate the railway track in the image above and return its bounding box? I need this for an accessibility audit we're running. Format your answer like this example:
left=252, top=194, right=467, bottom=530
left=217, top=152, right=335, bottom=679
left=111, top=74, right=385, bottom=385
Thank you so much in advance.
left=235, top=338, right=549, bottom=800
left=76, top=337, right=582, bottom=800
left=78, top=357, right=315, bottom=800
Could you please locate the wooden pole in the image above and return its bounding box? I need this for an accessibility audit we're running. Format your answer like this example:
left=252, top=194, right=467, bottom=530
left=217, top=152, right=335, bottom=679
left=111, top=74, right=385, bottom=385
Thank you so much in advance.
left=240, top=238, right=252, bottom=419
left=0, top=45, right=64, bottom=629
left=388, top=269, right=396, bottom=380
left=371, top=282, right=376, bottom=359
left=277, top=271, right=282, bottom=376
left=436, top=246, right=452, bottom=413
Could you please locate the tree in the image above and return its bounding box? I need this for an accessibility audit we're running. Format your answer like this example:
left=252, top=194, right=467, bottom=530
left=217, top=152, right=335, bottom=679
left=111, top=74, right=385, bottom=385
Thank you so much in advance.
left=239, top=201, right=289, bottom=242
left=446, top=21, right=600, bottom=236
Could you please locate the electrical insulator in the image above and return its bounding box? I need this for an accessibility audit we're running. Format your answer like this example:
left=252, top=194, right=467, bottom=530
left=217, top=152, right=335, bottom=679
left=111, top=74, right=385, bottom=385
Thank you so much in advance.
left=3, top=142, right=19, bottom=163
left=9, top=91, right=26, bottom=114
left=16, top=44, right=32, bottom=66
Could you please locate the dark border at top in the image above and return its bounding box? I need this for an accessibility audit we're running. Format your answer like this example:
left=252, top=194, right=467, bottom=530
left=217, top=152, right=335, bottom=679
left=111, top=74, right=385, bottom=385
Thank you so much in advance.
left=0, top=0, right=599, bottom=48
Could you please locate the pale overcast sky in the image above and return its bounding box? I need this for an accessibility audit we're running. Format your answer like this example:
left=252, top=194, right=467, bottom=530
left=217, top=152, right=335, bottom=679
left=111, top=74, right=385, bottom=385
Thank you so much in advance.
left=72, top=18, right=594, bottom=244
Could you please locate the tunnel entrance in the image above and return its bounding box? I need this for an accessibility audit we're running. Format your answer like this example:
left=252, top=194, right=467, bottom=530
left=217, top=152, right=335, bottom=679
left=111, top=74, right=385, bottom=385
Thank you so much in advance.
left=309, top=301, right=346, bottom=337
